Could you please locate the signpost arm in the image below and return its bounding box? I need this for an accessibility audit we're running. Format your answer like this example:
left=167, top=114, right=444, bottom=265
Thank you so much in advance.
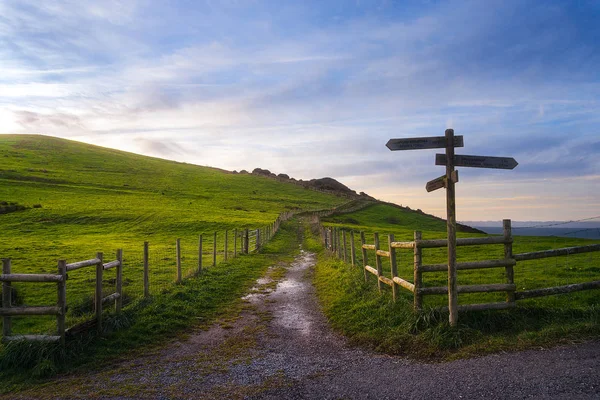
left=445, top=129, right=459, bottom=327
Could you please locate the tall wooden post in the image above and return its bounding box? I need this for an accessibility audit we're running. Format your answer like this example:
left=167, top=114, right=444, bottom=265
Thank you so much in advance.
left=350, top=231, right=356, bottom=267
left=2, top=259, right=12, bottom=338
left=213, top=232, right=217, bottom=266
left=96, top=252, right=104, bottom=333
left=244, top=229, right=249, bottom=254
left=224, top=230, right=228, bottom=261
left=176, top=238, right=182, bottom=283
left=445, top=128, right=458, bottom=326
left=361, top=232, right=368, bottom=282
left=413, top=231, right=423, bottom=310
left=198, top=234, right=203, bottom=273
left=143, top=242, right=149, bottom=297
left=374, top=233, right=383, bottom=292
left=503, top=219, right=515, bottom=304
left=116, top=249, right=123, bottom=312
left=343, top=230, right=347, bottom=263
left=57, top=259, right=67, bottom=345
left=234, top=229, right=238, bottom=258
left=389, top=234, right=398, bottom=301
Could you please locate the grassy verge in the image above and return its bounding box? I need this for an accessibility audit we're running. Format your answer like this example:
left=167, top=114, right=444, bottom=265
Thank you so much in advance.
left=309, top=224, right=600, bottom=360
left=0, top=220, right=301, bottom=394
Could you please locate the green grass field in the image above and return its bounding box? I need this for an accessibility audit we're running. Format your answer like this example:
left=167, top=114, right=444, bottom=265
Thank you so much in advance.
left=0, top=135, right=345, bottom=338
left=316, top=203, right=600, bottom=358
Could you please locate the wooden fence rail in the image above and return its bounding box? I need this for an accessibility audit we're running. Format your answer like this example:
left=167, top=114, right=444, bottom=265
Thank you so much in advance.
left=1, top=211, right=294, bottom=345
left=320, top=218, right=600, bottom=314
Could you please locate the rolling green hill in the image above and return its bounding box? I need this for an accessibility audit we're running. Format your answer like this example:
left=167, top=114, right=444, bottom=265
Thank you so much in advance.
left=0, top=134, right=351, bottom=337
left=0, top=134, right=346, bottom=266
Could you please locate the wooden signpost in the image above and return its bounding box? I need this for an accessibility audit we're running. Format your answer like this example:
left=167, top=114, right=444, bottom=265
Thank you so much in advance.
left=387, top=129, right=518, bottom=326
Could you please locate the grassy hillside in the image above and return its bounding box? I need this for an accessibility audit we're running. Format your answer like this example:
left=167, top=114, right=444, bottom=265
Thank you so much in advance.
left=315, top=203, right=600, bottom=359
left=0, top=134, right=345, bottom=335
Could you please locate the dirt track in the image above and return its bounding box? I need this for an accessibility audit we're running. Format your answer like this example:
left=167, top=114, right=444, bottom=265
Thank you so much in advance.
left=14, top=251, right=600, bottom=399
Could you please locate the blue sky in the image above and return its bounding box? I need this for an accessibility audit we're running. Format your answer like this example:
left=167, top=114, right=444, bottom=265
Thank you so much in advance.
left=1, top=0, right=599, bottom=222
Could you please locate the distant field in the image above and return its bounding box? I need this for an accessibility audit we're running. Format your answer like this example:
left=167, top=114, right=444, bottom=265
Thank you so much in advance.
left=0, top=135, right=345, bottom=337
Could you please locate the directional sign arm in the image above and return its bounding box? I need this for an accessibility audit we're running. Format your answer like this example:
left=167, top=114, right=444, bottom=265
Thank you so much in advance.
left=386, top=135, right=463, bottom=151
left=436, top=154, right=518, bottom=170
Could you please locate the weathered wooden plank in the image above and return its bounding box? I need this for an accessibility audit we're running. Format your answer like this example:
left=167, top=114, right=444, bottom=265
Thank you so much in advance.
left=350, top=231, right=356, bottom=267
left=374, top=233, right=383, bottom=292
left=515, top=281, right=600, bottom=300
left=514, top=244, right=600, bottom=261
left=392, top=276, right=415, bottom=292
left=176, top=238, right=182, bottom=282
left=116, top=249, right=123, bottom=313
left=144, top=242, right=150, bottom=297
left=504, top=219, right=515, bottom=304
left=416, top=236, right=510, bottom=249
left=376, top=250, right=390, bottom=257
left=378, top=275, right=393, bottom=287
left=362, top=244, right=376, bottom=250
left=57, top=260, right=67, bottom=345
left=101, top=292, right=121, bottom=304
left=103, top=260, right=120, bottom=270
left=420, top=283, right=516, bottom=295
left=445, top=128, right=458, bottom=327
left=0, top=306, right=62, bottom=316
left=413, top=231, right=423, bottom=309
left=95, top=252, right=103, bottom=333
left=2, top=259, right=12, bottom=337
left=2, top=335, right=61, bottom=343
left=361, top=232, right=368, bottom=282
left=389, top=233, right=398, bottom=301
left=0, top=273, right=63, bottom=282
left=66, top=258, right=100, bottom=271
left=439, top=301, right=516, bottom=313
left=364, top=265, right=378, bottom=276
left=421, top=258, right=516, bottom=272
left=390, top=241, right=415, bottom=249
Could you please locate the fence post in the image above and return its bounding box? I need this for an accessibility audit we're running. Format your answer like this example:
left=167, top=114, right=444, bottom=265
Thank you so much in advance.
left=360, top=232, right=368, bottom=282
left=144, top=242, right=149, bottom=297
left=343, top=230, right=347, bottom=263
left=350, top=231, right=356, bottom=267
left=224, top=230, right=228, bottom=261
left=503, top=219, right=515, bottom=304
left=176, top=238, right=182, bottom=283
left=389, top=234, right=398, bottom=302
left=374, top=233, right=383, bottom=292
left=213, top=232, right=217, bottom=266
left=245, top=229, right=249, bottom=254
left=198, top=234, right=203, bottom=273
left=57, top=259, right=67, bottom=346
left=256, top=229, right=260, bottom=251
left=2, top=259, right=12, bottom=338
left=96, top=252, right=104, bottom=333
left=414, top=231, right=423, bottom=310
left=234, top=229, right=238, bottom=258
left=116, top=249, right=123, bottom=313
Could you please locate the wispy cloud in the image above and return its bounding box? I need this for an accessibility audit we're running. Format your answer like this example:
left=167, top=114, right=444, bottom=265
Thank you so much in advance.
left=1, top=0, right=599, bottom=220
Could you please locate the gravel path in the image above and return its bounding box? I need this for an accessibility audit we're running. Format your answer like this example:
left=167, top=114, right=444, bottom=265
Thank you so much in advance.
left=13, top=251, right=600, bottom=399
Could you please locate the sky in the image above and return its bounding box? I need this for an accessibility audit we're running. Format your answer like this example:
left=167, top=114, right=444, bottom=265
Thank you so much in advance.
left=1, top=0, right=599, bottom=223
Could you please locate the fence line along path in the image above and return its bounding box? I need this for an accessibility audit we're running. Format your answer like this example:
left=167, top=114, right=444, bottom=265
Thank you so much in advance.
left=321, top=219, right=600, bottom=314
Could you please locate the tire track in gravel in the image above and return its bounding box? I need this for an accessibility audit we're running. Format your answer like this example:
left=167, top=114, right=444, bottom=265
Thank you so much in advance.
left=12, top=250, right=600, bottom=399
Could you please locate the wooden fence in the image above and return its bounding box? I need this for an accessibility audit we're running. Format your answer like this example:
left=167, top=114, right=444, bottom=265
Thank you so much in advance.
left=0, top=211, right=293, bottom=345
left=1, top=251, right=122, bottom=344
left=322, top=219, right=600, bottom=312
